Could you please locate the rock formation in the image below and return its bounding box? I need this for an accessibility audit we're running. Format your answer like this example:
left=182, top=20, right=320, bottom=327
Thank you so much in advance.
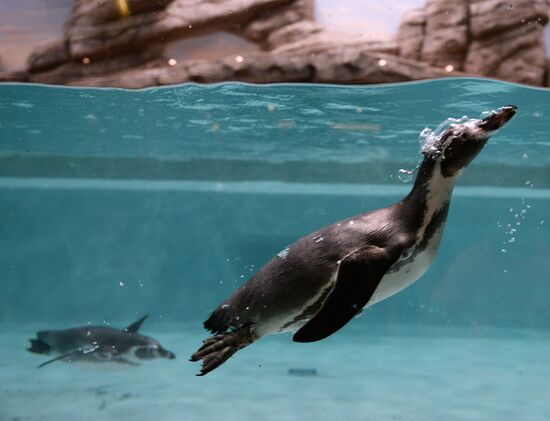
left=421, top=0, right=469, bottom=71
left=1, top=0, right=549, bottom=87
left=396, top=8, right=425, bottom=62
left=464, top=0, right=549, bottom=85
left=398, top=0, right=550, bottom=85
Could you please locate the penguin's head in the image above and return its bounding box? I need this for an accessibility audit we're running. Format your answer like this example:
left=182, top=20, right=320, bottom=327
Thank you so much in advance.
left=134, top=343, right=176, bottom=360
left=427, top=105, right=517, bottom=177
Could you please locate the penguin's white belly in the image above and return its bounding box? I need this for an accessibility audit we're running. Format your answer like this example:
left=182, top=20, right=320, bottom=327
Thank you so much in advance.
left=259, top=229, right=443, bottom=336
left=368, top=230, right=442, bottom=306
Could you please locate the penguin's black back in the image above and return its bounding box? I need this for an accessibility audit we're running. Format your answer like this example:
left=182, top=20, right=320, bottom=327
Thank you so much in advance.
left=35, top=326, right=153, bottom=354
left=204, top=204, right=416, bottom=335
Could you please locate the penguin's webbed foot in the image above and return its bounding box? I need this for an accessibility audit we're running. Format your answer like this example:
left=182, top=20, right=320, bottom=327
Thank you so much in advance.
left=190, top=328, right=256, bottom=376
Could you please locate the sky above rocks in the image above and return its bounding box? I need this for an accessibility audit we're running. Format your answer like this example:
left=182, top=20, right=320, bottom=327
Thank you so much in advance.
left=0, top=0, right=549, bottom=71
left=316, top=0, right=424, bottom=40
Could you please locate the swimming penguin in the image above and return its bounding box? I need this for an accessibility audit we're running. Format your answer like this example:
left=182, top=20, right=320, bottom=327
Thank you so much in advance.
left=190, top=105, right=517, bottom=375
left=28, top=315, right=175, bottom=368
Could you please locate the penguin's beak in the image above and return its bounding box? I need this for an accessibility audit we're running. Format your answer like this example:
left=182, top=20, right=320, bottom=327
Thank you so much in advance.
left=477, top=105, right=517, bottom=132
left=158, top=347, right=176, bottom=359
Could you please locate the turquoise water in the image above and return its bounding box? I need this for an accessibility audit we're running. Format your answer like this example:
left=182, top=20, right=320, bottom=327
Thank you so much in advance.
left=1, top=78, right=549, bottom=420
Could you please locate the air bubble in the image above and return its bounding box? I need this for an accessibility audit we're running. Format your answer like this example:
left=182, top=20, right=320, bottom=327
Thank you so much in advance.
left=398, top=168, right=415, bottom=183
left=418, top=115, right=471, bottom=156
left=277, top=247, right=290, bottom=259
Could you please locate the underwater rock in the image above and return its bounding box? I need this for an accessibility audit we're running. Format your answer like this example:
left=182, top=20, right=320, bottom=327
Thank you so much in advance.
left=288, top=368, right=318, bottom=377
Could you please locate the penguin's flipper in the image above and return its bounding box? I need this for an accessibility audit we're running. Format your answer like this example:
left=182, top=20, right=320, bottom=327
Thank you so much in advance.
left=124, top=314, right=148, bottom=334
left=36, top=350, right=87, bottom=368
left=293, top=246, right=396, bottom=343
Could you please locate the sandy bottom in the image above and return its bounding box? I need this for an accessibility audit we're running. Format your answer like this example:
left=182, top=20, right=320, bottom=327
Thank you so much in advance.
left=1, top=323, right=549, bottom=421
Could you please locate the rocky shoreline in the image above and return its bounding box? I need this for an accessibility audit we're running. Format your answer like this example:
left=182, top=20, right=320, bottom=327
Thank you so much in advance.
left=1, top=0, right=549, bottom=88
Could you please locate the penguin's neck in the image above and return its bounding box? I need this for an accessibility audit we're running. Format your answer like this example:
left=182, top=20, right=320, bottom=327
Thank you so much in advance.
left=401, top=157, right=460, bottom=239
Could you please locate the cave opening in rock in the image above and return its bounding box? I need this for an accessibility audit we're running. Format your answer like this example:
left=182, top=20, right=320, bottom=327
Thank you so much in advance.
left=162, top=32, right=261, bottom=64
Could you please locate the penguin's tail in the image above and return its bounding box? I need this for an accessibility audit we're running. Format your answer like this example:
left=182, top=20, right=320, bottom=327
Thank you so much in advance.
left=27, top=338, right=51, bottom=355
left=189, top=328, right=256, bottom=376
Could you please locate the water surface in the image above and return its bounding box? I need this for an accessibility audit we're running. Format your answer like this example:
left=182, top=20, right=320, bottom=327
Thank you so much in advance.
left=1, top=78, right=549, bottom=420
